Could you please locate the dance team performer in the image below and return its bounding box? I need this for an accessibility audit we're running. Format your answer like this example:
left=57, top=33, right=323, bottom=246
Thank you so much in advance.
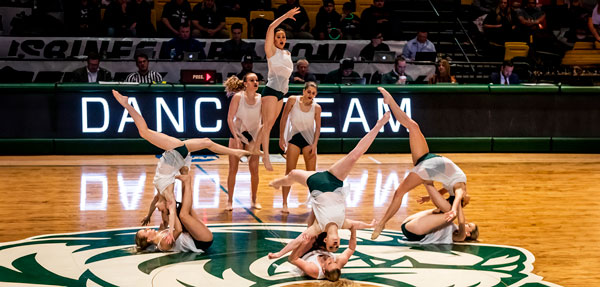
left=253, top=7, right=298, bottom=170
left=278, top=81, right=321, bottom=213
left=135, top=172, right=213, bottom=252
left=268, top=112, right=389, bottom=254
left=371, top=87, right=469, bottom=240
left=112, top=90, right=251, bottom=243
left=224, top=73, right=263, bottom=210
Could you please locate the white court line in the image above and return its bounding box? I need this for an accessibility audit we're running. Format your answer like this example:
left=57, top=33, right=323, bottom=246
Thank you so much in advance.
left=368, top=156, right=381, bottom=164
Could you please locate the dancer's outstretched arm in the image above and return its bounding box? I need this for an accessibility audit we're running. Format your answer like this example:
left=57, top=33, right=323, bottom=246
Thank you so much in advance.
left=445, top=185, right=466, bottom=222
left=452, top=203, right=468, bottom=242
left=265, top=8, right=300, bottom=57
left=141, top=193, right=160, bottom=226
left=342, top=218, right=377, bottom=230
left=335, top=226, right=356, bottom=269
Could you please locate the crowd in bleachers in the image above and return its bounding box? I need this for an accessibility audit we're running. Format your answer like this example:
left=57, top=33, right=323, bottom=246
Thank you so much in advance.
left=1, top=0, right=600, bottom=85
left=5, top=0, right=395, bottom=41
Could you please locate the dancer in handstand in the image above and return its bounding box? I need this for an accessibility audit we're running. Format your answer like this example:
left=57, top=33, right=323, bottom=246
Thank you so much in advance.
left=113, top=89, right=251, bottom=243
left=371, top=87, right=469, bottom=240
left=268, top=112, right=390, bottom=257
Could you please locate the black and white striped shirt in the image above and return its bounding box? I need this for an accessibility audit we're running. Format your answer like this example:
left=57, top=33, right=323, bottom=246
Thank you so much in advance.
left=125, top=71, right=163, bottom=83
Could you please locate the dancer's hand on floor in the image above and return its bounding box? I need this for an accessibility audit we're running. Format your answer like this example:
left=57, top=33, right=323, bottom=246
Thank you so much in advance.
left=417, top=196, right=430, bottom=204
left=140, top=216, right=150, bottom=226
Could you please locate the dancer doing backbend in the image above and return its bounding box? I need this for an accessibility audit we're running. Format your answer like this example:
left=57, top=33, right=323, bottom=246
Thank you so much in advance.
left=371, top=87, right=469, bottom=240
left=268, top=112, right=390, bottom=260
left=113, top=90, right=251, bottom=243
left=224, top=73, right=262, bottom=211
left=278, top=81, right=321, bottom=213
left=135, top=172, right=213, bottom=252
left=252, top=7, right=298, bottom=170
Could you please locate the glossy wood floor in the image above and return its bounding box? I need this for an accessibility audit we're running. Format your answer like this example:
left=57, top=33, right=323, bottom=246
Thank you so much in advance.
left=0, top=153, right=599, bottom=286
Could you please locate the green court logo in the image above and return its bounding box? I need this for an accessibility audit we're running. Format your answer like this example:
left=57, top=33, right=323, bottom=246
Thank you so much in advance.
left=0, top=223, right=560, bottom=286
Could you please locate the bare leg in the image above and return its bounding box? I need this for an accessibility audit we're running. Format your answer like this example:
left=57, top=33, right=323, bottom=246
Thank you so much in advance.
left=282, top=144, right=301, bottom=213
left=424, top=183, right=452, bottom=213
left=327, top=112, right=390, bottom=181
left=183, top=138, right=251, bottom=158
left=269, top=169, right=316, bottom=190
left=371, top=172, right=423, bottom=239
left=112, top=90, right=182, bottom=150
left=268, top=231, right=316, bottom=259
left=178, top=174, right=213, bottom=242
left=379, top=87, right=429, bottom=165
left=249, top=154, right=261, bottom=209
left=226, top=138, right=242, bottom=211
left=405, top=211, right=450, bottom=236
left=258, top=97, right=284, bottom=171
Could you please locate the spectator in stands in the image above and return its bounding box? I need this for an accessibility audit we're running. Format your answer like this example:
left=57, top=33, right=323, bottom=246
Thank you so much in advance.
left=291, top=59, right=317, bottom=84
left=359, top=32, right=390, bottom=61
left=340, top=2, right=361, bottom=40
left=103, top=0, right=131, bottom=37
left=159, top=0, right=192, bottom=38
left=324, top=58, right=361, bottom=84
left=490, top=60, right=521, bottom=85
left=312, top=0, right=342, bottom=40
left=565, top=0, right=590, bottom=43
left=70, top=52, right=112, bottom=83
left=219, top=0, right=247, bottom=18
left=127, top=0, right=155, bottom=37
left=126, top=53, right=163, bottom=83
left=244, top=0, right=271, bottom=11
left=483, top=0, right=518, bottom=45
left=402, top=31, right=436, bottom=61
left=275, top=0, right=313, bottom=39
left=160, top=24, right=206, bottom=60
left=588, top=3, right=600, bottom=42
left=516, top=0, right=546, bottom=41
left=191, top=0, right=228, bottom=39
left=381, top=56, right=413, bottom=84
left=360, top=0, right=392, bottom=40
left=472, top=0, right=497, bottom=15
left=428, top=59, right=456, bottom=84
left=237, top=55, right=264, bottom=82
left=67, top=0, right=102, bottom=36
left=221, top=23, right=256, bottom=60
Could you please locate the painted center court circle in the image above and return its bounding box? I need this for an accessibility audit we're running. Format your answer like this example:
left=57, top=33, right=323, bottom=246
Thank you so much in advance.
left=0, top=223, right=559, bottom=287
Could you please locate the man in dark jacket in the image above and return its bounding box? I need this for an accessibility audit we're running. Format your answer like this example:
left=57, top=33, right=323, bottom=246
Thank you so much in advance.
left=70, top=52, right=112, bottom=83
left=490, top=60, right=521, bottom=85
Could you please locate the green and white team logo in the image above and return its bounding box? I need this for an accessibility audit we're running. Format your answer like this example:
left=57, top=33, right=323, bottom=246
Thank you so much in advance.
left=0, top=223, right=560, bottom=286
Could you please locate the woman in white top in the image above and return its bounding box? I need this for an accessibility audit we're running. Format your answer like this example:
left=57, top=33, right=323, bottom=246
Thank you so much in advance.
left=135, top=172, right=213, bottom=253
left=286, top=225, right=358, bottom=281
left=400, top=180, right=478, bottom=244
left=278, top=81, right=322, bottom=213
left=268, top=112, right=390, bottom=254
left=252, top=7, right=298, bottom=171
left=588, top=4, right=600, bottom=42
left=112, top=90, right=250, bottom=243
left=224, top=73, right=262, bottom=211
left=371, top=87, right=470, bottom=240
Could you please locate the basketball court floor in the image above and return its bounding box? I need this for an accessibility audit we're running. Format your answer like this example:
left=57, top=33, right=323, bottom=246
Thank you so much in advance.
left=0, top=153, right=598, bottom=286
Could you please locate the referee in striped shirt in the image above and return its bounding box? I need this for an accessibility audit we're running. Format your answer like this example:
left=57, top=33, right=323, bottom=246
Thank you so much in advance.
left=125, top=53, right=163, bottom=83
